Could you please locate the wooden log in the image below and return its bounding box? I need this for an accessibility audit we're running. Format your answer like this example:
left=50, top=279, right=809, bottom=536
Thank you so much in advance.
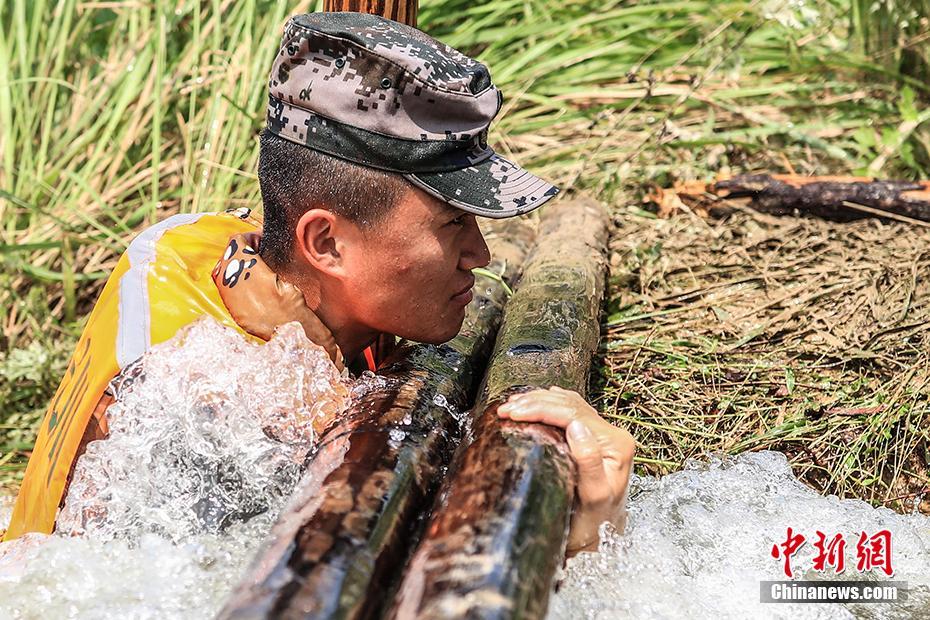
left=388, top=197, right=611, bottom=620
left=683, top=174, right=930, bottom=223
left=323, top=0, right=418, bottom=27
left=218, top=220, right=535, bottom=620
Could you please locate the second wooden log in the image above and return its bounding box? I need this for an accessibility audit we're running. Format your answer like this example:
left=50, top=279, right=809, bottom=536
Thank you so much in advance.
left=389, top=196, right=611, bottom=620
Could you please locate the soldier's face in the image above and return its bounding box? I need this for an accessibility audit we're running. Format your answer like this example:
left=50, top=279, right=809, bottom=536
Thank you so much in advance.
left=337, top=186, right=491, bottom=344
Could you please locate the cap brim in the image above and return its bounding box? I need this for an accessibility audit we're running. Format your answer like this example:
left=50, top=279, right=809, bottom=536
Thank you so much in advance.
left=404, top=153, right=559, bottom=218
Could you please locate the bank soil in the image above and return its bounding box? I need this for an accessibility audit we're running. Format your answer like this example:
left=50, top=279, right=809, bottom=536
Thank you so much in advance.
left=599, top=203, right=930, bottom=513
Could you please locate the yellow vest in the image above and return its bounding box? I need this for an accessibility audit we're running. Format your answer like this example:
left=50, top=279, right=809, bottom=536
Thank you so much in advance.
left=3, top=210, right=260, bottom=540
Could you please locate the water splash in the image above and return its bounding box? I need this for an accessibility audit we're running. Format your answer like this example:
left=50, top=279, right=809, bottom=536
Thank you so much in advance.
left=351, top=370, right=392, bottom=399
left=58, top=319, right=349, bottom=542
left=0, top=318, right=350, bottom=618
left=5, top=323, right=930, bottom=618
left=548, top=451, right=930, bottom=619
left=433, top=392, right=467, bottom=429
left=0, top=525, right=266, bottom=619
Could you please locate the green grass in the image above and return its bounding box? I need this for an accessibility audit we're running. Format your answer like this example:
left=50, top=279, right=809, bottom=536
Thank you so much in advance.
left=852, top=0, right=930, bottom=83
left=2, top=0, right=930, bottom=497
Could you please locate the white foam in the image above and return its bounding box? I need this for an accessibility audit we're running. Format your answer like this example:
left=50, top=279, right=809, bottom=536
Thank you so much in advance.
left=0, top=318, right=350, bottom=619
left=548, top=451, right=930, bottom=619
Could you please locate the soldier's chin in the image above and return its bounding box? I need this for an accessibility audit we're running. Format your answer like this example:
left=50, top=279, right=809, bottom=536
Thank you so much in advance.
left=407, top=313, right=466, bottom=345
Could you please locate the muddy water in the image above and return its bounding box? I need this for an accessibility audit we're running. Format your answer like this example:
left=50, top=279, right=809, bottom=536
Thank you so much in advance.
left=2, top=323, right=929, bottom=618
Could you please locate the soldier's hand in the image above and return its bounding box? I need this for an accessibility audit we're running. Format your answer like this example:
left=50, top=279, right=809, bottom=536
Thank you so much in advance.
left=497, top=386, right=634, bottom=556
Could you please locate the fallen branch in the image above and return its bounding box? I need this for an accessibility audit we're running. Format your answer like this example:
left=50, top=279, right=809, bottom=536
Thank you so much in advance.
left=665, top=174, right=930, bottom=223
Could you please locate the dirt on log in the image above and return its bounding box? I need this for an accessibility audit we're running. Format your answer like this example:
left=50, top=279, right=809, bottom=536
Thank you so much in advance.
left=217, top=219, right=535, bottom=620
left=388, top=196, right=611, bottom=620
left=682, top=174, right=930, bottom=223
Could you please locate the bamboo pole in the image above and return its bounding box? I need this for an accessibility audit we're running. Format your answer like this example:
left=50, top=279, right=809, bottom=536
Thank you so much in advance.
left=323, top=0, right=418, bottom=27
left=388, top=197, right=611, bottom=620
left=218, top=220, right=535, bottom=620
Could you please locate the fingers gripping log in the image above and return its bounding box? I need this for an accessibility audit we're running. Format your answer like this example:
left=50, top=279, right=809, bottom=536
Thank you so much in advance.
left=389, top=197, right=611, bottom=620
left=218, top=219, right=534, bottom=620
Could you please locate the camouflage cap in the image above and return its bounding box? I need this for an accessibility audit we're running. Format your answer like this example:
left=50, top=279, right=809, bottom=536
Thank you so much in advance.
left=266, top=12, right=559, bottom=218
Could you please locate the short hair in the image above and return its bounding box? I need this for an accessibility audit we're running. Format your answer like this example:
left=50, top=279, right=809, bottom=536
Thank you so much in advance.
left=257, top=129, right=410, bottom=270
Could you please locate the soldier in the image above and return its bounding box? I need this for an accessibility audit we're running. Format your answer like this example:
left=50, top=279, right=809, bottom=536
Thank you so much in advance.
left=4, top=12, right=634, bottom=556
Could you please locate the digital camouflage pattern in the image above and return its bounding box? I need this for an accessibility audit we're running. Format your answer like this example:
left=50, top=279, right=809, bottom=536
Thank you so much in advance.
left=266, top=12, right=558, bottom=218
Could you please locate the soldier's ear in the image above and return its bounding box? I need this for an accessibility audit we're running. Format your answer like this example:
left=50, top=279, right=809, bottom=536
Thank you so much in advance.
left=295, top=209, right=344, bottom=276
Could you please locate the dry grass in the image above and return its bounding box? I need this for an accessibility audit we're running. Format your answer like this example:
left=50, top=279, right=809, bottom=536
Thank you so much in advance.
left=2, top=0, right=930, bottom=505
left=596, top=202, right=930, bottom=511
